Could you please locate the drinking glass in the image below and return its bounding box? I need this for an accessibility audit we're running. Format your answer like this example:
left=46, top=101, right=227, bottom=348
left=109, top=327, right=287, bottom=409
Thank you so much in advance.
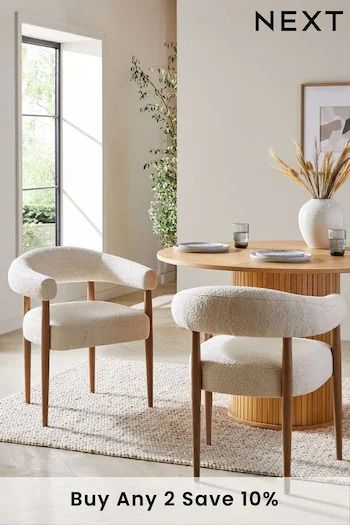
left=328, top=228, right=346, bottom=256
left=233, top=223, right=249, bottom=249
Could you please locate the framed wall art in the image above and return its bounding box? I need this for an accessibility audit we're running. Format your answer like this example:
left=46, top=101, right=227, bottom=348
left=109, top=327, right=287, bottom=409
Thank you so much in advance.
left=301, top=82, right=350, bottom=159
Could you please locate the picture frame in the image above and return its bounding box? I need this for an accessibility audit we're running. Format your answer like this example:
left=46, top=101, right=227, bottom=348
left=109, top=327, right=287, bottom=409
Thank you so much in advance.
left=301, top=82, right=350, bottom=159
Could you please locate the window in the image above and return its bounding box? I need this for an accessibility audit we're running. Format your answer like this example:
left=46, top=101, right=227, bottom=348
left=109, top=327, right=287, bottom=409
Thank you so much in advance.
left=21, top=36, right=61, bottom=251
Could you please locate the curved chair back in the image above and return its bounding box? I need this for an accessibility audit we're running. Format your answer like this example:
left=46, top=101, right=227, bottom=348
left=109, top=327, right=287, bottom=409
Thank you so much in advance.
left=8, top=246, right=157, bottom=301
left=172, top=286, right=347, bottom=338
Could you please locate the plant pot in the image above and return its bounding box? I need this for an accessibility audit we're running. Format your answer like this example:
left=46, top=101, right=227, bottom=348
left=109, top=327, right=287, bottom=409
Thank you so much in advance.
left=298, top=199, right=344, bottom=249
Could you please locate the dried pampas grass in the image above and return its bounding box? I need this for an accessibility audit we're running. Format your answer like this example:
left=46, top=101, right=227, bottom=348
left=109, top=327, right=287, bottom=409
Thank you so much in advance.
left=270, top=141, right=350, bottom=199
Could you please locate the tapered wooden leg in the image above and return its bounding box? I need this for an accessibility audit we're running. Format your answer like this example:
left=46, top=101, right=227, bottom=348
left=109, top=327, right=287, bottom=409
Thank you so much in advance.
left=23, top=296, right=31, bottom=404
left=204, top=334, right=212, bottom=445
left=24, top=340, right=31, bottom=404
left=87, top=282, right=96, bottom=394
left=41, top=301, right=50, bottom=427
left=192, top=331, right=201, bottom=478
left=282, top=337, right=292, bottom=477
left=332, top=325, right=342, bottom=460
left=89, top=347, right=95, bottom=393
left=144, top=290, right=153, bottom=408
left=87, top=281, right=95, bottom=301
left=205, top=391, right=212, bottom=445
left=145, top=339, right=153, bottom=408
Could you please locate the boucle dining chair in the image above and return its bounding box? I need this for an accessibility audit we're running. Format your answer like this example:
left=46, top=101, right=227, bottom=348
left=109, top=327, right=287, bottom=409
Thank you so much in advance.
left=171, top=286, right=347, bottom=478
left=8, top=246, right=157, bottom=427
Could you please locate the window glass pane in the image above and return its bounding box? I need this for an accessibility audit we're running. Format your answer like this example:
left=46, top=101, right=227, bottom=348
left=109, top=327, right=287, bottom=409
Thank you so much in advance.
left=22, top=189, right=56, bottom=252
left=22, top=42, right=56, bottom=115
left=22, top=116, right=55, bottom=189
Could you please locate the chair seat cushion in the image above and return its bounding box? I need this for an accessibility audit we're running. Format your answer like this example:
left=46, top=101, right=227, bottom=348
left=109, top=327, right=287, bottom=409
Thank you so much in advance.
left=200, top=335, right=333, bottom=397
left=23, top=301, right=150, bottom=350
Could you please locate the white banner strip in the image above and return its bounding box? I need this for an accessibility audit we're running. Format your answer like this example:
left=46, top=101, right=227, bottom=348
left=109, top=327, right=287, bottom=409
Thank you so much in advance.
left=0, top=476, right=349, bottom=525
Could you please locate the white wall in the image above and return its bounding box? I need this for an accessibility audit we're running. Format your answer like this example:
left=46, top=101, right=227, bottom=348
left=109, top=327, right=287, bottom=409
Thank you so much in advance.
left=177, top=0, right=350, bottom=338
left=61, top=39, right=103, bottom=250
left=0, top=0, right=176, bottom=333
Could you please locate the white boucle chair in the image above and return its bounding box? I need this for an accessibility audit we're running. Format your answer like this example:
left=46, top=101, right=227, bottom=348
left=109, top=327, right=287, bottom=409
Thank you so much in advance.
left=8, top=246, right=158, bottom=427
left=171, top=286, right=347, bottom=478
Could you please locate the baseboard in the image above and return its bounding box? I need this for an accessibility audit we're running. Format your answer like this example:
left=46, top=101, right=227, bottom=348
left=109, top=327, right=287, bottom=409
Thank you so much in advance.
left=54, top=283, right=131, bottom=303
left=94, top=285, right=134, bottom=301
left=0, top=315, right=22, bottom=335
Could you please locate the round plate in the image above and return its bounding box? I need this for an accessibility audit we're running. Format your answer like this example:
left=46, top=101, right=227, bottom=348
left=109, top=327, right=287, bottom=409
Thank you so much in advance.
left=253, top=249, right=306, bottom=259
left=250, top=251, right=311, bottom=263
left=175, top=242, right=230, bottom=253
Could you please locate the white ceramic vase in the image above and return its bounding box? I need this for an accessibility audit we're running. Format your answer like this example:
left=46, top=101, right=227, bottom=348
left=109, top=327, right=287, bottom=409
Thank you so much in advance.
left=298, top=199, right=344, bottom=249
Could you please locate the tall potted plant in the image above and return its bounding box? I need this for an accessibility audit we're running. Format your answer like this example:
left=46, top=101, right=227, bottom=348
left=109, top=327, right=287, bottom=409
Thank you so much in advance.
left=270, top=142, right=350, bottom=248
left=131, top=42, right=177, bottom=248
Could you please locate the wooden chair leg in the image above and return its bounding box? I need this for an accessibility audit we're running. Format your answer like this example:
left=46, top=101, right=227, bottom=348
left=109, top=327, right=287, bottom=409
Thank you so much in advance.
left=41, top=301, right=50, bottom=427
left=282, top=337, right=292, bottom=478
left=144, top=290, right=153, bottom=408
left=23, top=296, right=31, bottom=404
left=89, top=347, right=95, bottom=393
left=145, top=338, right=153, bottom=408
left=205, top=391, right=212, bottom=445
left=24, top=339, right=31, bottom=404
left=192, top=331, right=201, bottom=478
left=203, top=333, right=212, bottom=446
left=87, top=282, right=96, bottom=394
left=332, top=325, right=343, bottom=460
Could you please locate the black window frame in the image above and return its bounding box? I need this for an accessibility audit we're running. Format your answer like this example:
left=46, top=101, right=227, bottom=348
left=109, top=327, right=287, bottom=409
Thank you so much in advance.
left=21, top=35, right=61, bottom=247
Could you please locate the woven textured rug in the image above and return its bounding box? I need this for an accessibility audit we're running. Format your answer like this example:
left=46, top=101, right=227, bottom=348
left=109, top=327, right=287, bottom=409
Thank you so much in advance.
left=0, top=358, right=349, bottom=482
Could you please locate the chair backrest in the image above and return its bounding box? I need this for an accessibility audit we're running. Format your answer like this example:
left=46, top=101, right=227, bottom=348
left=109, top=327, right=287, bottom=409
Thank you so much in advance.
left=171, top=286, right=347, bottom=338
left=8, top=246, right=157, bottom=300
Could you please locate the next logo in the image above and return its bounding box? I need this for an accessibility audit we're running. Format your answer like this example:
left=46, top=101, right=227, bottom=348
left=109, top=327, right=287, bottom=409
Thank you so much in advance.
left=255, top=10, right=344, bottom=32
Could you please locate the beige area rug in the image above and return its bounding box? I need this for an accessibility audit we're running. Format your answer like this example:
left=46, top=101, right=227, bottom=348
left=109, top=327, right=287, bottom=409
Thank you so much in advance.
left=0, top=359, right=349, bottom=482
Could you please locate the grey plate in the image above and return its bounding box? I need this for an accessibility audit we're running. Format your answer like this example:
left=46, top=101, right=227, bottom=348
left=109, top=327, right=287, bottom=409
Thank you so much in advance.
left=253, top=249, right=306, bottom=259
left=175, top=242, right=230, bottom=253
left=250, top=251, right=311, bottom=263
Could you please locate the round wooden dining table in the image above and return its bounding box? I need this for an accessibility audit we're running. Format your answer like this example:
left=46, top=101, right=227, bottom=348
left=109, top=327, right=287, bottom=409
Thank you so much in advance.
left=157, top=240, right=350, bottom=430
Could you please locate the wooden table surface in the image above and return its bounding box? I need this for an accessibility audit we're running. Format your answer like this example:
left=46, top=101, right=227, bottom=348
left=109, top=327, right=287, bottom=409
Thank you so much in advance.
left=157, top=240, right=350, bottom=274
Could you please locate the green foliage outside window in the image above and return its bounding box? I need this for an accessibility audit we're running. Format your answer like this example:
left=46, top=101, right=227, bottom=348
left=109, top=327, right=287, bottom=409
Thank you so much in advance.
left=22, top=42, right=57, bottom=250
left=23, top=204, right=55, bottom=224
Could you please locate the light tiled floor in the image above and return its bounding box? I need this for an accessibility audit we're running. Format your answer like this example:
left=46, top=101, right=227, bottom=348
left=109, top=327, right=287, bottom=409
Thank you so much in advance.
left=0, top=284, right=349, bottom=477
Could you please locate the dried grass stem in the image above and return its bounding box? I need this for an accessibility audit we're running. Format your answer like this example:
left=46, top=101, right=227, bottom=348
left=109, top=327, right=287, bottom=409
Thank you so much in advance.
left=270, top=141, right=350, bottom=199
